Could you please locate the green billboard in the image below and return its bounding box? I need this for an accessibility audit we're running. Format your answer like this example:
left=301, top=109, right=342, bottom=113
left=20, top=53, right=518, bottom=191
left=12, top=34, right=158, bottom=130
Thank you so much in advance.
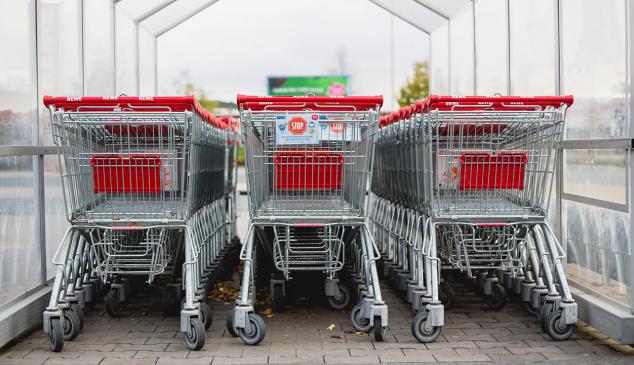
left=267, top=76, right=349, bottom=96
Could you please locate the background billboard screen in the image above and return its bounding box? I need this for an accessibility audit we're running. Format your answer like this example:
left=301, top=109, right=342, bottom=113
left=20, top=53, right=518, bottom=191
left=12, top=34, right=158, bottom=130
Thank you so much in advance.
left=267, top=76, right=349, bottom=96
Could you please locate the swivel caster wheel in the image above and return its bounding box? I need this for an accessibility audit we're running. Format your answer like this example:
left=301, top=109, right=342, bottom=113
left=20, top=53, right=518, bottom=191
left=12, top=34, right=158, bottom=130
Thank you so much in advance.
left=273, top=283, right=285, bottom=312
left=48, top=318, right=64, bottom=352
left=63, top=309, right=81, bottom=341
left=544, top=309, right=574, bottom=341
left=238, top=312, right=266, bottom=346
left=185, top=318, right=206, bottom=350
left=439, top=281, right=455, bottom=310
left=522, top=301, right=537, bottom=315
left=200, top=302, right=213, bottom=330
left=69, top=303, right=84, bottom=330
left=327, top=284, right=351, bottom=310
left=106, top=288, right=125, bottom=317
left=411, top=310, right=441, bottom=343
left=226, top=307, right=239, bottom=337
left=484, top=283, right=506, bottom=310
left=161, top=286, right=180, bottom=316
left=350, top=304, right=372, bottom=332
left=373, top=316, right=387, bottom=341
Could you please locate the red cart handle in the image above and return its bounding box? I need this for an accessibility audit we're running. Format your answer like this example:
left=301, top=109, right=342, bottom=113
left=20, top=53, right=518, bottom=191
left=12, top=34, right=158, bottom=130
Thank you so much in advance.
left=420, top=94, right=574, bottom=112
left=237, top=94, right=383, bottom=111
left=43, top=96, right=227, bottom=129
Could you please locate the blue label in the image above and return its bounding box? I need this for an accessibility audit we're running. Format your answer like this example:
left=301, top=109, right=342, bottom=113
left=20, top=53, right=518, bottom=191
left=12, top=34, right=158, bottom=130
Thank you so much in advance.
left=276, top=115, right=286, bottom=120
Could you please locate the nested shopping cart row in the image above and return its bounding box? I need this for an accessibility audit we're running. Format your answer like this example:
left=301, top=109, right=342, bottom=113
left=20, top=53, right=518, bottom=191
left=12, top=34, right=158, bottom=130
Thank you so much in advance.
left=228, top=95, right=388, bottom=345
left=370, top=95, right=578, bottom=342
left=42, top=96, right=240, bottom=351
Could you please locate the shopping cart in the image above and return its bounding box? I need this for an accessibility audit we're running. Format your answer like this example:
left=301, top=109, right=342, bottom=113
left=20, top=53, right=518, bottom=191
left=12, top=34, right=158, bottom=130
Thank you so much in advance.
left=228, top=94, right=388, bottom=345
left=42, top=96, right=233, bottom=352
left=370, top=95, right=578, bottom=342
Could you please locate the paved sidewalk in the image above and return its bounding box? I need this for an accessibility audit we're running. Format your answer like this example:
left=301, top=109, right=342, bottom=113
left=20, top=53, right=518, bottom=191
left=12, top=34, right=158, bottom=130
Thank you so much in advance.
left=1, top=279, right=632, bottom=365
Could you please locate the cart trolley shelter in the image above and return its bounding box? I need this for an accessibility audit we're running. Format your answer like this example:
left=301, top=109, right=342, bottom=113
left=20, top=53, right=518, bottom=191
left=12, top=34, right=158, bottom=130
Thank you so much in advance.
left=370, top=95, right=578, bottom=343
left=42, top=96, right=232, bottom=352
left=229, top=94, right=389, bottom=345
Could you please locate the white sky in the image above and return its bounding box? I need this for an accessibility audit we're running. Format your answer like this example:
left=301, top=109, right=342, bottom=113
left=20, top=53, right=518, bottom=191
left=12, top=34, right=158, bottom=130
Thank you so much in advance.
left=156, top=0, right=429, bottom=111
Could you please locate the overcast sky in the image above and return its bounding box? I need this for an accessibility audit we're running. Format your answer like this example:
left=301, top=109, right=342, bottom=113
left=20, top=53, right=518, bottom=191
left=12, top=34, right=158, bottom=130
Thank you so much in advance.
left=156, top=0, right=429, bottom=111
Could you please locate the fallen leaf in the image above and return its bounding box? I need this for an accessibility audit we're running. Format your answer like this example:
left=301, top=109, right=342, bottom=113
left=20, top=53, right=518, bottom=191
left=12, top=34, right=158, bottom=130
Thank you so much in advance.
left=327, top=323, right=336, bottom=331
left=330, top=335, right=342, bottom=339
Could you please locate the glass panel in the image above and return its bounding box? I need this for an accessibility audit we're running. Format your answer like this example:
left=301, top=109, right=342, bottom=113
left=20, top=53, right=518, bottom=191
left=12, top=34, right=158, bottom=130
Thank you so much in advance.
left=564, top=200, right=630, bottom=306
left=38, top=0, right=82, bottom=145
left=119, top=0, right=173, bottom=20
left=115, top=6, right=138, bottom=95
left=449, top=5, right=474, bottom=95
left=509, top=0, right=555, bottom=95
left=0, top=0, right=36, bottom=145
left=561, top=0, right=627, bottom=139
left=0, top=156, right=40, bottom=306
left=138, top=27, right=156, bottom=95
left=84, top=0, right=115, bottom=95
left=430, top=22, right=449, bottom=94
left=564, top=149, right=626, bottom=205
left=474, top=0, right=506, bottom=95
left=44, top=155, right=67, bottom=278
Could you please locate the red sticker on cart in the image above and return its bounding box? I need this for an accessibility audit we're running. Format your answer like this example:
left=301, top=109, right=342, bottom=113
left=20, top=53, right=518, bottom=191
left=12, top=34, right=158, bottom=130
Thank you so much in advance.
left=275, top=113, right=320, bottom=145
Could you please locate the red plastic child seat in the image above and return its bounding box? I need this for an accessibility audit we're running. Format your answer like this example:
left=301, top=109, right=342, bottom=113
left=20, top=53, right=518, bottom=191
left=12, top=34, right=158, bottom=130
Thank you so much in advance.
left=274, top=151, right=344, bottom=191
left=459, top=152, right=528, bottom=191
left=91, top=154, right=163, bottom=194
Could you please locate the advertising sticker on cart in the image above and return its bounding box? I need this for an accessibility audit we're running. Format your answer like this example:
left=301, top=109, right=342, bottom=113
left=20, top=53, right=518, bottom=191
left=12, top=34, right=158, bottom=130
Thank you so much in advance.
left=318, top=115, right=360, bottom=141
left=275, top=113, right=320, bottom=145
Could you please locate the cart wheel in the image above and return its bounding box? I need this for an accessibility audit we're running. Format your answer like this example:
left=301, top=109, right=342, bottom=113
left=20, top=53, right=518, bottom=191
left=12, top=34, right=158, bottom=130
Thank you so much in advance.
left=350, top=304, right=372, bottom=333
left=69, top=303, right=84, bottom=330
left=161, top=287, right=180, bottom=316
left=544, top=309, right=574, bottom=341
left=273, top=283, right=285, bottom=311
left=48, top=317, right=64, bottom=352
left=373, top=316, right=387, bottom=341
left=484, top=283, right=506, bottom=310
left=226, top=307, right=239, bottom=337
left=539, top=302, right=555, bottom=332
left=327, top=284, right=351, bottom=310
left=439, top=282, right=455, bottom=310
left=105, top=289, right=124, bottom=317
left=185, top=318, right=206, bottom=350
left=238, top=313, right=266, bottom=346
left=63, top=309, right=81, bottom=341
left=522, top=301, right=537, bottom=316
left=411, top=310, right=441, bottom=343
left=200, top=302, right=213, bottom=330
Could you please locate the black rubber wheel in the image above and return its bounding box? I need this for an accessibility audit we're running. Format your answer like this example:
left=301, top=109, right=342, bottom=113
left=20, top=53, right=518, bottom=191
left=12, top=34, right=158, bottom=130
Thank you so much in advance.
left=484, top=283, right=506, bottom=310
left=105, top=289, right=124, bottom=317
left=539, top=302, right=555, bottom=332
left=63, top=309, right=81, bottom=341
left=523, top=301, right=537, bottom=316
left=545, top=309, right=574, bottom=341
left=373, top=316, right=386, bottom=341
left=439, top=282, right=455, bottom=310
left=69, top=303, right=84, bottom=330
left=273, top=284, right=285, bottom=312
left=327, top=284, right=351, bottom=311
left=161, top=287, right=180, bottom=316
left=226, top=308, right=239, bottom=337
left=350, top=304, right=372, bottom=332
left=185, top=318, right=206, bottom=350
left=200, top=302, right=213, bottom=330
left=48, top=318, right=64, bottom=352
left=411, top=310, right=442, bottom=343
left=238, top=313, right=266, bottom=346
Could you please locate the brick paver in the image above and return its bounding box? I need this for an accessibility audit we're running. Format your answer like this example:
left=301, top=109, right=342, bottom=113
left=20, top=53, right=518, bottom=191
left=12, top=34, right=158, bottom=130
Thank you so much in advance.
left=1, top=277, right=632, bottom=364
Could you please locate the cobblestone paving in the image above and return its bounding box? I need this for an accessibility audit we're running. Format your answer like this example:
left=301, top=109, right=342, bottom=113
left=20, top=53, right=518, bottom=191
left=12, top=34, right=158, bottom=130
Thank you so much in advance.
left=1, top=280, right=632, bottom=365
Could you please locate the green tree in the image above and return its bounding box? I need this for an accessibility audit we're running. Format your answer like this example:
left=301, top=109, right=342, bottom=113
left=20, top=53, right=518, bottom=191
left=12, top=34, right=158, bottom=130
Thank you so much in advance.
left=181, top=82, right=219, bottom=112
left=397, top=62, right=429, bottom=108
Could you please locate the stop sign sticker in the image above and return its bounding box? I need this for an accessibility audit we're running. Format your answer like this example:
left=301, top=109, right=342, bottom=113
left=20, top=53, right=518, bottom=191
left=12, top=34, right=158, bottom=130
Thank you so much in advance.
left=289, top=117, right=307, bottom=135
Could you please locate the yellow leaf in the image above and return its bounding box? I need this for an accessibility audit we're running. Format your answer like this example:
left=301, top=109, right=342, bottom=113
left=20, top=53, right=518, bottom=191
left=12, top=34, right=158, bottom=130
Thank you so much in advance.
left=327, top=323, right=336, bottom=331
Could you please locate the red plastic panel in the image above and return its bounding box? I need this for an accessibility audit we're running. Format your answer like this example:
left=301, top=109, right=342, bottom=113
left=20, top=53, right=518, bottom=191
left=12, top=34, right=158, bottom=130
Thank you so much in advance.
left=90, top=154, right=163, bottom=194
left=274, top=151, right=344, bottom=191
left=237, top=94, right=383, bottom=111
left=459, top=152, right=528, bottom=191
